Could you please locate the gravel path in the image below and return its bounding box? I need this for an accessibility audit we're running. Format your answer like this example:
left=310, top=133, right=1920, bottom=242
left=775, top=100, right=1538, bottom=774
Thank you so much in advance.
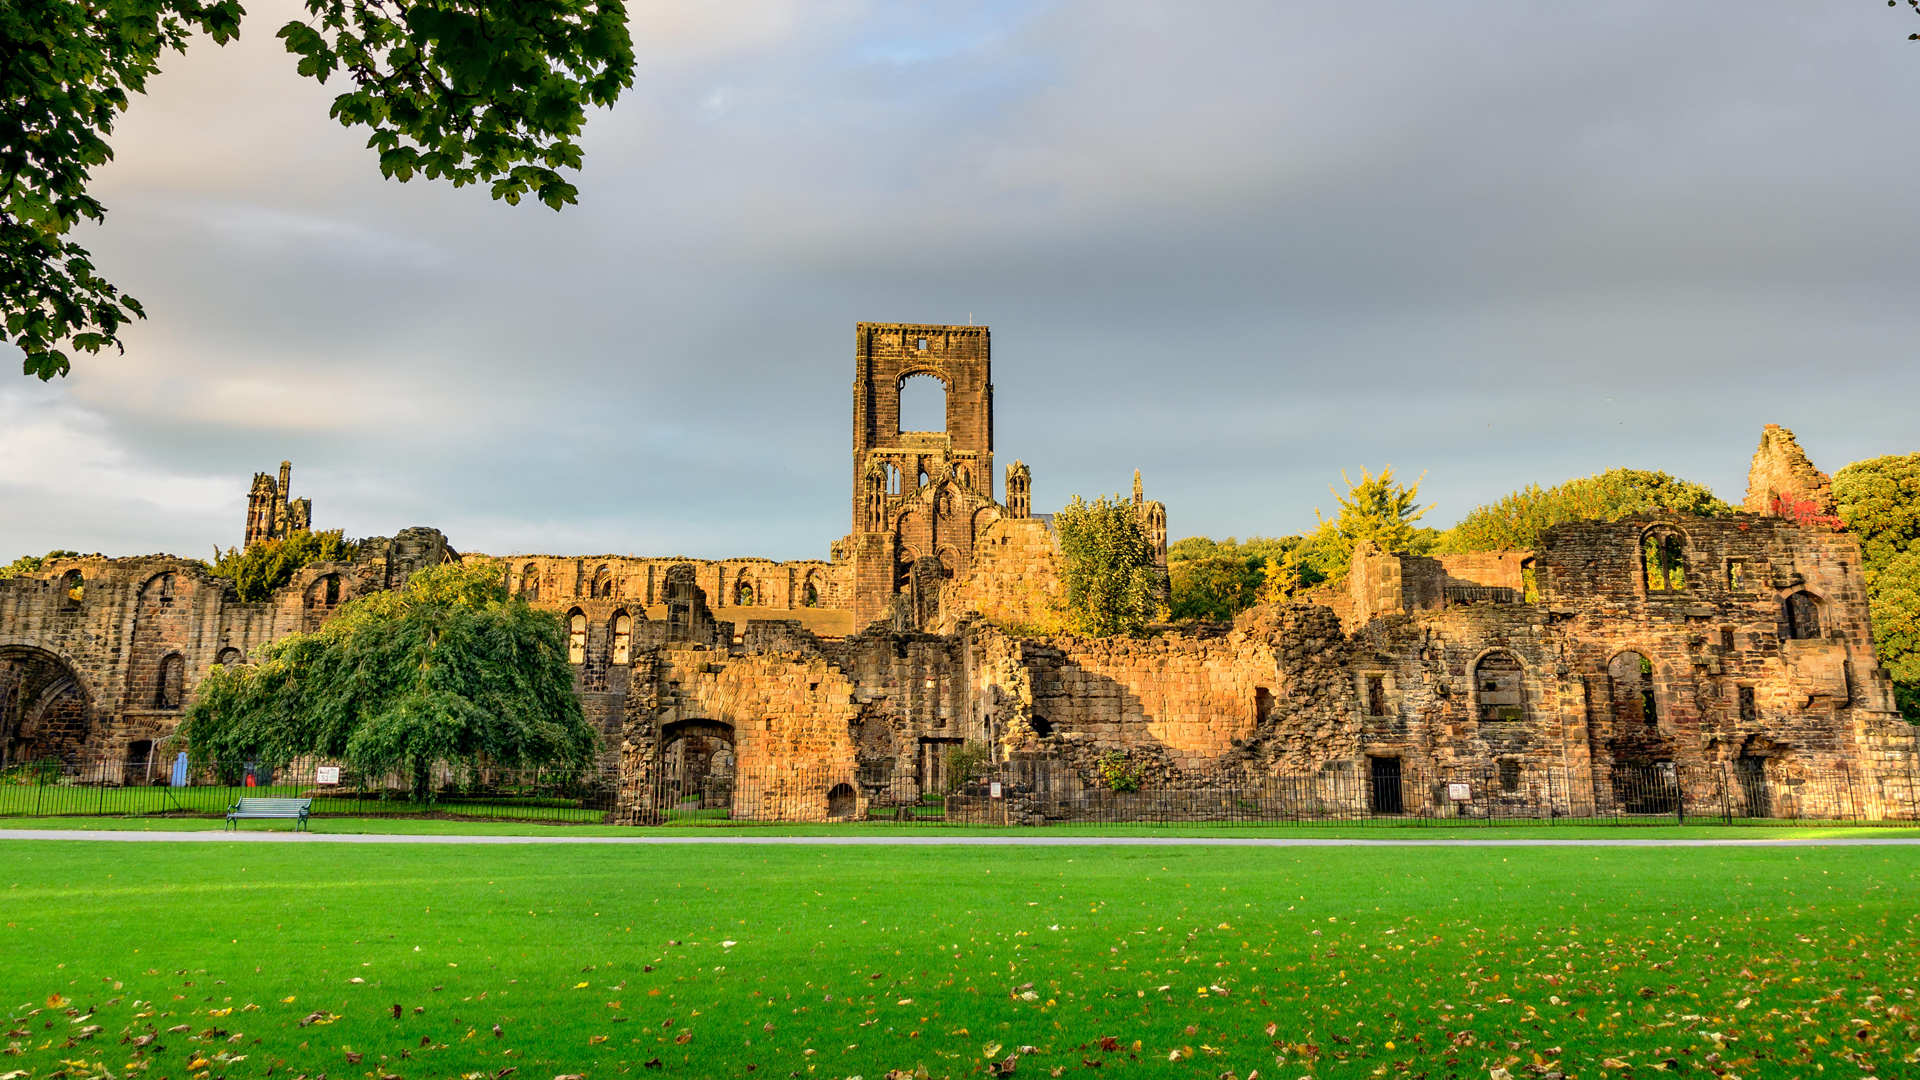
left=3, top=829, right=1917, bottom=847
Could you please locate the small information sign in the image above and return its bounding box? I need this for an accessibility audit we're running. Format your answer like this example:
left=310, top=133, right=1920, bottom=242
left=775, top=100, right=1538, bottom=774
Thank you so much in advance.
left=989, top=782, right=1003, bottom=799
left=1447, top=782, right=1472, bottom=801
left=315, top=766, right=342, bottom=786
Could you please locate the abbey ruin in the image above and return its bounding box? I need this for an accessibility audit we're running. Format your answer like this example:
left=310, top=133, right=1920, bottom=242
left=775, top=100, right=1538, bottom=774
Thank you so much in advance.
left=1, top=323, right=1912, bottom=822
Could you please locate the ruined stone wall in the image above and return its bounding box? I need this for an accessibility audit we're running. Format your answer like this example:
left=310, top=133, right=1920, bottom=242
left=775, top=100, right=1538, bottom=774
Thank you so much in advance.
left=0, top=528, right=457, bottom=764
left=1434, top=551, right=1529, bottom=592
left=936, top=518, right=1063, bottom=632
left=480, top=553, right=845, bottom=615
left=1745, top=424, right=1836, bottom=516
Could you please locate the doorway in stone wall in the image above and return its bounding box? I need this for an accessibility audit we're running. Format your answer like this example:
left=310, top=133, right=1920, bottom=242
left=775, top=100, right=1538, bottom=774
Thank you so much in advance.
left=1735, top=755, right=1772, bottom=818
left=1369, top=756, right=1404, bottom=815
left=659, top=719, right=735, bottom=817
left=918, top=737, right=964, bottom=796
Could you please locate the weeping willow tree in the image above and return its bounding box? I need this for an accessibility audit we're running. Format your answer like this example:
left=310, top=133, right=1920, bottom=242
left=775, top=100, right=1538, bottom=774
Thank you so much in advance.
left=182, top=562, right=597, bottom=800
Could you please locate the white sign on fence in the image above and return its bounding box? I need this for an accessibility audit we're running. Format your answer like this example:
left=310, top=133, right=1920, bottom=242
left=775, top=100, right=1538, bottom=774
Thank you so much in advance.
left=315, top=766, right=341, bottom=786
left=989, top=782, right=1003, bottom=799
left=1447, top=782, right=1472, bottom=801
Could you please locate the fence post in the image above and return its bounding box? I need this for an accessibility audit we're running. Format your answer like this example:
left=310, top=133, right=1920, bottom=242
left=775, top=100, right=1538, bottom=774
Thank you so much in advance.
left=1721, top=762, right=1732, bottom=825
left=1675, top=765, right=1686, bottom=826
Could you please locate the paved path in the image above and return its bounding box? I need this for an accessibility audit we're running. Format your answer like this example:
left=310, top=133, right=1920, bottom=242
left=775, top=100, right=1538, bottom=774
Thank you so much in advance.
left=3, top=829, right=1918, bottom=847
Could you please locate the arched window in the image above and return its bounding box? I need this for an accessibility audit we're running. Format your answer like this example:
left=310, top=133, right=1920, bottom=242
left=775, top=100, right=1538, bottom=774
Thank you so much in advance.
left=1608, top=651, right=1658, bottom=727
left=956, top=464, right=972, bottom=490
left=567, top=611, right=587, bottom=664
left=592, top=565, right=615, bottom=599
left=521, top=564, right=541, bottom=602
left=144, top=573, right=176, bottom=607
left=155, top=653, right=185, bottom=709
left=610, top=612, right=632, bottom=665
left=898, top=373, right=946, bottom=433
left=885, top=462, right=902, bottom=496
left=216, top=647, right=244, bottom=668
left=1642, top=527, right=1687, bottom=592
left=1783, top=592, right=1821, bottom=640
left=734, top=579, right=755, bottom=606
left=59, top=569, right=84, bottom=610
left=803, top=579, right=819, bottom=608
left=1474, top=652, right=1526, bottom=722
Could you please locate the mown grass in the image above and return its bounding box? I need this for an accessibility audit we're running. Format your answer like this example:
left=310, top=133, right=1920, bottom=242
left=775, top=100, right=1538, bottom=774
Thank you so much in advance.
left=6, top=814, right=1920, bottom=840
left=3, top=842, right=1916, bottom=1079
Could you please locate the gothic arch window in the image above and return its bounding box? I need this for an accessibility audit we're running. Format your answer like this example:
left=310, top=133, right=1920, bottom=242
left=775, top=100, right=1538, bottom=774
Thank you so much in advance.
left=307, top=573, right=343, bottom=610
left=592, top=565, right=616, bottom=599
left=521, top=564, right=541, bottom=602
left=1608, top=651, right=1658, bottom=727
left=1642, top=526, right=1687, bottom=592
left=803, top=580, right=820, bottom=607
left=734, top=579, right=755, bottom=606
left=1474, top=651, right=1526, bottom=723
left=610, top=612, right=633, bottom=665
left=143, top=572, right=176, bottom=607
left=216, top=647, right=244, bottom=668
left=897, top=373, right=946, bottom=433
left=885, top=462, right=902, bottom=496
left=956, top=464, right=972, bottom=490
left=1783, top=592, right=1821, bottom=640
left=155, top=653, right=185, bottom=709
left=567, top=610, right=587, bottom=664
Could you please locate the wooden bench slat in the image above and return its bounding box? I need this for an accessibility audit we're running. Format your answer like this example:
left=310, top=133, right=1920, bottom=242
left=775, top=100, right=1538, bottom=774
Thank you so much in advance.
left=226, top=797, right=313, bottom=831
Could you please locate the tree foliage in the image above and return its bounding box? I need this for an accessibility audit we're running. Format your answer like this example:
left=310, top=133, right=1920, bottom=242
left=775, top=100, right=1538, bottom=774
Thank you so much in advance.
left=0, top=550, right=78, bottom=578
left=1285, top=466, right=1436, bottom=590
left=1166, top=535, right=1297, bottom=621
left=206, top=529, right=359, bottom=602
left=1054, top=494, right=1161, bottom=637
left=1834, top=452, right=1920, bottom=721
left=4, top=1, right=633, bottom=380
left=1436, top=468, right=1733, bottom=553
left=181, top=562, right=597, bottom=798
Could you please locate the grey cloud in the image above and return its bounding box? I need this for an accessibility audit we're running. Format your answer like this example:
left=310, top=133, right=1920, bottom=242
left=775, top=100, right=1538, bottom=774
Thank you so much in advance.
left=3, top=0, right=1916, bottom=561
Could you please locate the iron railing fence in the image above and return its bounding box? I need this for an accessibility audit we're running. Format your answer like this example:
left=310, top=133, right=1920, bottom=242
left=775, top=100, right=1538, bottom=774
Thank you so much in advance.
left=0, top=755, right=616, bottom=822
left=3, top=754, right=1917, bottom=827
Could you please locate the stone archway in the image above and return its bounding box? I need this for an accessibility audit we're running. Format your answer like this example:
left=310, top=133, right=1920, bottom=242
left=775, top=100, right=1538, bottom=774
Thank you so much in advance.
left=658, top=719, right=736, bottom=814
left=0, top=646, right=93, bottom=765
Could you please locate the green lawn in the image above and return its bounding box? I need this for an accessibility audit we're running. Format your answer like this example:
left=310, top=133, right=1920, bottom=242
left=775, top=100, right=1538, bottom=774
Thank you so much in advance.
left=7, top=814, right=1920, bottom=840
left=3, top=842, right=1916, bottom=1080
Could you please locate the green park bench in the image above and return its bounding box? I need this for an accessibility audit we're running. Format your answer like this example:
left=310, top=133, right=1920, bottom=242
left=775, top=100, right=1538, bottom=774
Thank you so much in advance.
left=225, top=797, right=312, bottom=832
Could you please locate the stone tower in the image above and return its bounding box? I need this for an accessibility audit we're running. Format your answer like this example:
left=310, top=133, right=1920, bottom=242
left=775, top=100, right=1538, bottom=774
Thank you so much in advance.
left=242, top=460, right=312, bottom=549
left=847, top=323, right=1002, bottom=626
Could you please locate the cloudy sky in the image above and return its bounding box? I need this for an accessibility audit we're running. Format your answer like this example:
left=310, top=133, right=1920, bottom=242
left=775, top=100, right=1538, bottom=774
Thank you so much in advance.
left=4, top=1, right=1918, bottom=562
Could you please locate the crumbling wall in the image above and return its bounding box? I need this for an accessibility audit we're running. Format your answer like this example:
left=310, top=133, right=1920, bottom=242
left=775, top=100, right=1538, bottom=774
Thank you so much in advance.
left=937, top=517, right=1064, bottom=633
left=1745, top=423, right=1836, bottom=516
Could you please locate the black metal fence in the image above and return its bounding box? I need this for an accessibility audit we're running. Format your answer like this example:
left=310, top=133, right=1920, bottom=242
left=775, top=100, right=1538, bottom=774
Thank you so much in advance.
left=0, top=756, right=615, bottom=822
left=4, top=754, right=1918, bottom=827
left=625, top=756, right=1920, bottom=827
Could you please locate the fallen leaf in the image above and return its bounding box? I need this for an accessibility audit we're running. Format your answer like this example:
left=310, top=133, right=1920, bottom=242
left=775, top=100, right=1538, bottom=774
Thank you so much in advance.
left=345, top=1050, right=363, bottom=1064
left=588, top=1035, right=608, bottom=1045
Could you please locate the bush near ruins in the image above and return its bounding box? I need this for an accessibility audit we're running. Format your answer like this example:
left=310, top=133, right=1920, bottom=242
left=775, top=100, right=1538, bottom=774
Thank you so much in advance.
left=205, top=529, right=358, bottom=602
left=182, top=562, right=598, bottom=800
left=1835, top=453, right=1920, bottom=721
left=0, top=550, right=78, bottom=578
left=1055, top=494, right=1162, bottom=636
left=942, top=741, right=993, bottom=795
left=1435, top=468, right=1732, bottom=553
left=1167, top=535, right=1297, bottom=621
left=1093, top=750, right=1145, bottom=792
